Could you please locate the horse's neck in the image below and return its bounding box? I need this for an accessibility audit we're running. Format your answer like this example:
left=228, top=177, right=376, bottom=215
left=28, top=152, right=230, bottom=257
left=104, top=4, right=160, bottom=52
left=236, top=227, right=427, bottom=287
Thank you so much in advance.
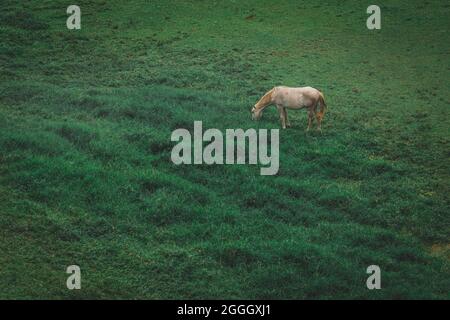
left=256, top=100, right=271, bottom=110
left=256, top=88, right=275, bottom=110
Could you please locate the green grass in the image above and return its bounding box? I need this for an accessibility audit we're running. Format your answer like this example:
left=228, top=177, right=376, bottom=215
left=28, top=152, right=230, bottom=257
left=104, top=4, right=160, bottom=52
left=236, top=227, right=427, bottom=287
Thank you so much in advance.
left=0, top=0, right=449, bottom=299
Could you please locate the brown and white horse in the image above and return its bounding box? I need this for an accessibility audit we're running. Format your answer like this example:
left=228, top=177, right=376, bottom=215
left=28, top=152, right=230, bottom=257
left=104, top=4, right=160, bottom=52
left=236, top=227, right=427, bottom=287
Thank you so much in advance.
left=251, top=86, right=327, bottom=130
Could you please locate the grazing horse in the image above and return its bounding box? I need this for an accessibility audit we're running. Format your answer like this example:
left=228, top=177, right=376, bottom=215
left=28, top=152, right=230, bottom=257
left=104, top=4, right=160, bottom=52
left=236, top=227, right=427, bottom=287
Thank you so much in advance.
left=251, top=86, right=327, bottom=130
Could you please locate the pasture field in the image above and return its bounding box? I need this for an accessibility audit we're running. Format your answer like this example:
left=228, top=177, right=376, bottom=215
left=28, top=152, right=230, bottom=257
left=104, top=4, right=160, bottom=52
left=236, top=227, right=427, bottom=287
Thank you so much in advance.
left=0, top=0, right=449, bottom=299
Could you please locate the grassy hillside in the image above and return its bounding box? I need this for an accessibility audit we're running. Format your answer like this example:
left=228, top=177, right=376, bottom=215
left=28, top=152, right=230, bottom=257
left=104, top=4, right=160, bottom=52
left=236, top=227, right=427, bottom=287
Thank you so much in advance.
left=0, top=0, right=449, bottom=299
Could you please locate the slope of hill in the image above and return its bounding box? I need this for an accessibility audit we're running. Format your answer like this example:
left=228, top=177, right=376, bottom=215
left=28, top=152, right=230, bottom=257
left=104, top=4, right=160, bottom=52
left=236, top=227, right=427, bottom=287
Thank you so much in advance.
left=0, top=0, right=449, bottom=298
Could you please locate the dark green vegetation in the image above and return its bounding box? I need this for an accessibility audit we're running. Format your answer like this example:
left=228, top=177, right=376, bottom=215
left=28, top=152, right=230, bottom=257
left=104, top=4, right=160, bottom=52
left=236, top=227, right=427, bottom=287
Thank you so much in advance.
left=0, top=0, right=449, bottom=299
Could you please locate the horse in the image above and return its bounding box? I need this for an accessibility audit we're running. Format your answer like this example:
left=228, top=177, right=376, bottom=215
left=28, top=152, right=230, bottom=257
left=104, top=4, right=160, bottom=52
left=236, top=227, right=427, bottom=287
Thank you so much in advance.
left=251, top=86, right=327, bottom=130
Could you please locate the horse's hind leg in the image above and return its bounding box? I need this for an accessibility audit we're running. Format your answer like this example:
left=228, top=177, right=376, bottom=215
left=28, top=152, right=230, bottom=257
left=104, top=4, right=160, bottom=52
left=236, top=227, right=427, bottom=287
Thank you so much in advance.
left=314, top=103, right=325, bottom=132
left=306, top=108, right=314, bottom=131
left=315, top=111, right=323, bottom=132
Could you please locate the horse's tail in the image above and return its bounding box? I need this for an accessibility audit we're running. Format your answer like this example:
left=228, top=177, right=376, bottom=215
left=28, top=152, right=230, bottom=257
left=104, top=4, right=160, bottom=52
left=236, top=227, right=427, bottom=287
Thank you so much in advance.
left=317, top=92, right=327, bottom=120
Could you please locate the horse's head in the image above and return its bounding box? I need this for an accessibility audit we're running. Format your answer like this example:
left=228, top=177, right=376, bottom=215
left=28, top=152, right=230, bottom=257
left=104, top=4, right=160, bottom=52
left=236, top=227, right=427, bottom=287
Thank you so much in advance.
left=251, top=105, right=263, bottom=120
left=252, top=88, right=275, bottom=120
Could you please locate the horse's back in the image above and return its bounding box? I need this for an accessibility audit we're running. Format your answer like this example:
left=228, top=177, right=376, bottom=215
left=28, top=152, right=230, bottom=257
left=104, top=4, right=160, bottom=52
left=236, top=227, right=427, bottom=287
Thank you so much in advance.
left=273, top=86, right=321, bottom=108
left=275, top=86, right=320, bottom=95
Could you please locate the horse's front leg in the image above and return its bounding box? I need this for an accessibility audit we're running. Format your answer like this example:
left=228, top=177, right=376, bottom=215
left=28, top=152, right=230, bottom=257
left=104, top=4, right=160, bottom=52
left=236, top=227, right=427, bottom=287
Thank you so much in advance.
left=277, top=105, right=286, bottom=129
left=284, top=108, right=291, bottom=127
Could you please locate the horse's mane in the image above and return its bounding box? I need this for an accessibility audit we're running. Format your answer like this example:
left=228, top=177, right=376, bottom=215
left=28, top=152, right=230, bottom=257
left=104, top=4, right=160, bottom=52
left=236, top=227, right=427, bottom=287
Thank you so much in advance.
left=255, top=88, right=275, bottom=110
